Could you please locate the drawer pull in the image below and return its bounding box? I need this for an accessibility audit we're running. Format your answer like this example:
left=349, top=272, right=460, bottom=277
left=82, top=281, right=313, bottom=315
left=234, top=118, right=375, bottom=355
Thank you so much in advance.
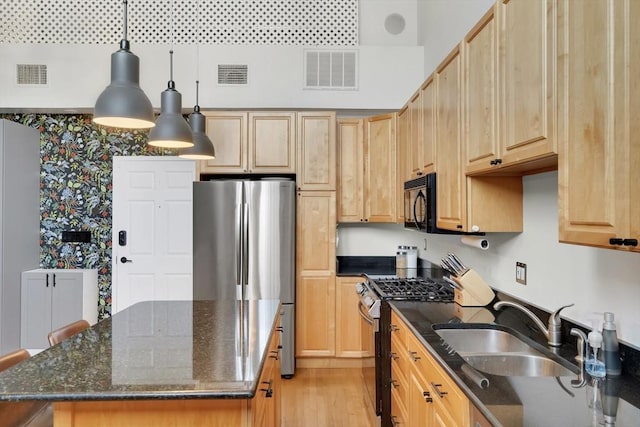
left=409, top=351, right=421, bottom=362
left=391, top=416, right=400, bottom=427
left=390, top=352, right=399, bottom=361
left=390, top=379, right=400, bottom=389
left=260, top=380, right=273, bottom=398
left=423, top=391, right=433, bottom=403
left=431, top=382, right=448, bottom=398
left=390, top=324, right=400, bottom=333
left=269, top=350, right=279, bottom=360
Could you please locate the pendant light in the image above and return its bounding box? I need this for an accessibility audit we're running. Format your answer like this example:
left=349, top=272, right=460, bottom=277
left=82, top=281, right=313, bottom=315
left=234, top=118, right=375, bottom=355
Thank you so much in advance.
left=179, top=81, right=216, bottom=159
left=93, top=0, right=155, bottom=129
left=147, top=50, right=194, bottom=148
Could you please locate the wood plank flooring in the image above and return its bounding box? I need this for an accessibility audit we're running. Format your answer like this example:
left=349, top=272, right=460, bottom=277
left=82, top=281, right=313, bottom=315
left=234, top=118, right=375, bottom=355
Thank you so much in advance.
left=281, top=368, right=376, bottom=427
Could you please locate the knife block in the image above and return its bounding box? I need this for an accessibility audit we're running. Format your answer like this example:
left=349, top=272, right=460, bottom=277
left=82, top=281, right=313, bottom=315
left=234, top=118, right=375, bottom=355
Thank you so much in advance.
left=452, top=269, right=495, bottom=307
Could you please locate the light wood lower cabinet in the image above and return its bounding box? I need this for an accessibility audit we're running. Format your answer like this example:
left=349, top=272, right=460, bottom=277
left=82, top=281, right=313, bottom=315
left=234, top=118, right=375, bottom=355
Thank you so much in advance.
left=335, top=276, right=374, bottom=358
left=390, top=310, right=470, bottom=427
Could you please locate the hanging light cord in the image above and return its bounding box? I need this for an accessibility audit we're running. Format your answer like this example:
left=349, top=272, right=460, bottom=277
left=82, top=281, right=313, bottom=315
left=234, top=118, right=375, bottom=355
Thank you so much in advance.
left=120, top=0, right=130, bottom=49
left=168, top=50, right=175, bottom=89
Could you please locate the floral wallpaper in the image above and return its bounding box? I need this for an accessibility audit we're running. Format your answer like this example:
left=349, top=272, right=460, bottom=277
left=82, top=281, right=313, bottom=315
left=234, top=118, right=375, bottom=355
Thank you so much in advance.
left=2, top=114, right=173, bottom=318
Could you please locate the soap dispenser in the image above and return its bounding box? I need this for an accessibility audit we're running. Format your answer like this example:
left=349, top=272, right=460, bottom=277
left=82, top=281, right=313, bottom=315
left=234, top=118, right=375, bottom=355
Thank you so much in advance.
left=602, top=312, right=622, bottom=377
left=586, top=324, right=606, bottom=378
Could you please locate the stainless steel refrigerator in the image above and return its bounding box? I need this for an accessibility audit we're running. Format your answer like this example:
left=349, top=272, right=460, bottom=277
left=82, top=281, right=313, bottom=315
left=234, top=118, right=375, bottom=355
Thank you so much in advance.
left=193, top=179, right=296, bottom=377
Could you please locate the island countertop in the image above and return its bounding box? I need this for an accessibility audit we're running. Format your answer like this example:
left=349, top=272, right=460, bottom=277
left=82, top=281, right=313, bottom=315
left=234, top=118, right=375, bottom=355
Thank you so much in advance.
left=0, top=299, right=281, bottom=401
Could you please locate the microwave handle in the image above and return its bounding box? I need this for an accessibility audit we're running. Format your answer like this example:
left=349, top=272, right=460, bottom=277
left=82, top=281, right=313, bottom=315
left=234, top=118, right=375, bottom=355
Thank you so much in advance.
left=413, top=190, right=426, bottom=231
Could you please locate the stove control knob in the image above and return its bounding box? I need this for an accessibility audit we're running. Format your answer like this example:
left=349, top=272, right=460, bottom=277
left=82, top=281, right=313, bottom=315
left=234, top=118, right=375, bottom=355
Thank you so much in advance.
left=364, top=295, right=374, bottom=308
left=355, top=283, right=365, bottom=294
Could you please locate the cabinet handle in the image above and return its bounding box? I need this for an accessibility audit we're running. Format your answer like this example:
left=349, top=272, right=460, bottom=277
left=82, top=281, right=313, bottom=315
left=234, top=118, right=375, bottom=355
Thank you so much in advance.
left=391, top=416, right=400, bottom=427
left=45, top=274, right=49, bottom=287
left=276, top=326, right=284, bottom=332
left=623, top=239, right=638, bottom=247
left=417, top=171, right=423, bottom=176
left=390, top=325, right=400, bottom=333
left=490, top=159, right=497, bottom=166
left=609, top=238, right=624, bottom=246
left=360, top=218, right=364, bottom=222
left=423, top=391, right=433, bottom=403
left=260, top=380, right=273, bottom=398
left=269, top=350, right=279, bottom=360
left=390, top=352, right=399, bottom=361
left=456, top=225, right=463, bottom=229
left=430, top=382, right=448, bottom=398
left=53, top=273, right=56, bottom=287
left=409, top=351, right=421, bottom=362
left=390, top=379, right=400, bottom=389
left=364, top=218, right=369, bottom=222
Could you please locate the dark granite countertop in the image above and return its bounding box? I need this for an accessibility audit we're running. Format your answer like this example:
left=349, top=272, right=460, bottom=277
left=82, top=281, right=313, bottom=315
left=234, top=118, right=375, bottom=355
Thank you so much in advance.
left=336, top=255, right=444, bottom=277
left=0, top=299, right=281, bottom=401
left=390, top=301, right=640, bottom=427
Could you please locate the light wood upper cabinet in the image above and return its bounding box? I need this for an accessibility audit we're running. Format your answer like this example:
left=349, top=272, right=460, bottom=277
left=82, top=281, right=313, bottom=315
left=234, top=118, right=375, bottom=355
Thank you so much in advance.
left=200, top=112, right=248, bottom=173
left=435, top=46, right=466, bottom=231
left=558, top=0, right=639, bottom=251
left=463, top=5, right=499, bottom=175
left=200, top=111, right=295, bottom=174
left=365, top=114, right=397, bottom=223
left=337, top=119, right=365, bottom=222
left=421, top=77, right=437, bottom=175
left=297, top=112, right=337, bottom=190
left=409, top=91, right=424, bottom=178
left=248, top=112, right=296, bottom=173
left=396, top=107, right=410, bottom=224
left=499, top=0, right=557, bottom=168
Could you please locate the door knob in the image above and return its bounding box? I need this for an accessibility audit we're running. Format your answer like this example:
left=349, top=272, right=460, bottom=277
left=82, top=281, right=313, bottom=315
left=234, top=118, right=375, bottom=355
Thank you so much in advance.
left=120, top=257, right=133, bottom=263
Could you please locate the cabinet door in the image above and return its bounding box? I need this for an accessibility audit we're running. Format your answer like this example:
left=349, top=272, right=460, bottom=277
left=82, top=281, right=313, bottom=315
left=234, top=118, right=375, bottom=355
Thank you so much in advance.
left=464, top=5, right=499, bottom=174
left=200, top=112, right=248, bottom=173
left=335, top=276, right=372, bottom=358
left=421, top=77, right=437, bottom=174
left=248, top=112, right=296, bottom=173
left=628, top=0, right=640, bottom=251
left=365, top=114, right=397, bottom=223
left=296, top=276, right=335, bottom=357
left=296, top=191, right=336, bottom=274
left=396, top=107, right=410, bottom=224
left=500, top=0, right=557, bottom=165
left=409, top=91, right=424, bottom=178
left=20, top=272, right=52, bottom=349
left=297, top=112, right=337, bottom=190
left=557, top=0, right=622, bottom=248
left=408, top=371, right=433, bottom=427
left=435, top=46, right=466, bottom=231
left=50, top=271, right=84, bottom=331
left=337, top=119, right=365, bottom=223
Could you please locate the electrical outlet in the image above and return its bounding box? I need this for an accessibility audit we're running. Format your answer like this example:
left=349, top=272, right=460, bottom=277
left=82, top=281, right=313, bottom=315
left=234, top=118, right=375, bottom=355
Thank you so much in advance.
left=516, top=262, right=527, bottom=285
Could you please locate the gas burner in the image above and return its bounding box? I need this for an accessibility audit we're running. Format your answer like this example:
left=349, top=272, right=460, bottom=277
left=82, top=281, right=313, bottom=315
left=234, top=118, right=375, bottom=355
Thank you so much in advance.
left=369, top=276, right=454, bottom=303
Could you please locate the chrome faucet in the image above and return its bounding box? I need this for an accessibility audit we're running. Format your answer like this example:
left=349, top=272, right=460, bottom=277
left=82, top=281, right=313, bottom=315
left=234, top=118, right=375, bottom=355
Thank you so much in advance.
left=493, top=301, right=574, bottom=347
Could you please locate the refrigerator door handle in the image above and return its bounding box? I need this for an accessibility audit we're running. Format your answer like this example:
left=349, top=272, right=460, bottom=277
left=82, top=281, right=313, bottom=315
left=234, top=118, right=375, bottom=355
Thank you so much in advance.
left=235, top=203, right=242, bottom=287
left=242, top=201, right=249, bottom=286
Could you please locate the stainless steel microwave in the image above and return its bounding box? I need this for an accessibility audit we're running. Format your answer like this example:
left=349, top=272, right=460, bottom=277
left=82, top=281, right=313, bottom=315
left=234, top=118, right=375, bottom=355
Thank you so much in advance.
left=404, top=173, right=461, bottom=234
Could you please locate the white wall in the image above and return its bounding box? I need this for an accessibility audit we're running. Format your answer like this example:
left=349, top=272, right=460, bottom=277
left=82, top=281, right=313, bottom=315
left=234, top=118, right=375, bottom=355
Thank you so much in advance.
left=359, top=0, right=418, bottom=45
left=337, top=172, right=640, bottom=349
left=0, top=43, right=423, bottom=111
left=417, top=0, right=494, bottom=76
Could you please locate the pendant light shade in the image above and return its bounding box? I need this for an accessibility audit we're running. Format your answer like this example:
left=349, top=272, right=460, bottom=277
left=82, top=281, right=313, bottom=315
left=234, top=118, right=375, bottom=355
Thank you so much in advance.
left=93, top=1, right=155, bottom=129
left=179, top=82, right=215, bottom=159
left=148, top=51, right=193, bottom=148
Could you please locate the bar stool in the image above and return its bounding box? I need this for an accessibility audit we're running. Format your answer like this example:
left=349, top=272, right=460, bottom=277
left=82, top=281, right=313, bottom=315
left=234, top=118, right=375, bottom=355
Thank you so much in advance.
left=47, top=319, right=91, bottom=346
left=0, top=348, right=51, bottom=426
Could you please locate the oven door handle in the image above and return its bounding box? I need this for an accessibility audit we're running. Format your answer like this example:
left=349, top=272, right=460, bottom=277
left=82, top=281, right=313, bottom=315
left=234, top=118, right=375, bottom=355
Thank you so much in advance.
left=413, top=190, right=426, bottom=231
left=358, top=301, right=375, bottom=325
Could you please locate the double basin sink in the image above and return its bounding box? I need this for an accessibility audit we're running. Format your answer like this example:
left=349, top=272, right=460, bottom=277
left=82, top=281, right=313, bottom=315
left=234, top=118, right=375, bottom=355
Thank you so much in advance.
left=432, top=325, right=578, bottom=377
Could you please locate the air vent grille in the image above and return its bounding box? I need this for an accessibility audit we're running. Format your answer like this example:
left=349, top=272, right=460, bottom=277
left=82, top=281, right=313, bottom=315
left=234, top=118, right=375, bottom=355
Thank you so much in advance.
left=218, top=65, right=248, bottom=85
left=17, top=64, right=48, bottom=85
left=305, top=50, right=357, bottom=90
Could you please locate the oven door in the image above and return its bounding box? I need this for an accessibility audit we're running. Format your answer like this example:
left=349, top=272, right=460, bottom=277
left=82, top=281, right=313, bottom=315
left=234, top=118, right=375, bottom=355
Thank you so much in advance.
left=358, top=301, right=380, bottom=416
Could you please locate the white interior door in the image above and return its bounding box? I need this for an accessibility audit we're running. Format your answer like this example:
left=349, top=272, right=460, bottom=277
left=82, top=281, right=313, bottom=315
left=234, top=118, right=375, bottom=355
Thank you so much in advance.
left=112, top=157, right=196, bottom=314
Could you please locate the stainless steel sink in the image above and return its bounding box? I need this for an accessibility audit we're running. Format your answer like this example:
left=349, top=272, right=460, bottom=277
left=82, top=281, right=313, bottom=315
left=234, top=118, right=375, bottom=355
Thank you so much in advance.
left=434, top=328, right=534, bottom=353
left=433, top=326, right=577, bottom=377
left=462, top=353, right=575, bottom=377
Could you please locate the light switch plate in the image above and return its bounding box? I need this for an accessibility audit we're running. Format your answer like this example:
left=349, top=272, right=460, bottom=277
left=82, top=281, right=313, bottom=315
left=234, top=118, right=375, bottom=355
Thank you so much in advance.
left=516, top=262, right=527, bottom=285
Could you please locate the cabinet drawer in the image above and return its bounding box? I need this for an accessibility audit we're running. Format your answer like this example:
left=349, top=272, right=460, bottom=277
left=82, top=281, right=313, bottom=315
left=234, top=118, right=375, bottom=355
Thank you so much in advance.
left=391, top=386, right=409, bottom=427
left=390, top=356, right=409, bottom=409
left=407, top=332, right=468, bottom=427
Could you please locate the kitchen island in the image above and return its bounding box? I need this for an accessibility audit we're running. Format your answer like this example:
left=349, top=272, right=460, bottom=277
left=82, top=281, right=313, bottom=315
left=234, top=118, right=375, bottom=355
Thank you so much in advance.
left=0, top=299, right=282, bottom=426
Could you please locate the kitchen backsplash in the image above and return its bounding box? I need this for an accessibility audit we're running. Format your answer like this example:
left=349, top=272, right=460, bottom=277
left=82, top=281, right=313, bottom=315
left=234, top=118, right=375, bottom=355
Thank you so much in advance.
left=1, top=114, right=172, bottom=318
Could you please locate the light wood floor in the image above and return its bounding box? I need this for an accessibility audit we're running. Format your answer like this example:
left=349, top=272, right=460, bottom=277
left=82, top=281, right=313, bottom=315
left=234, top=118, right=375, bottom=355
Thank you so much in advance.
left=281, top=368, right=376, bottom=427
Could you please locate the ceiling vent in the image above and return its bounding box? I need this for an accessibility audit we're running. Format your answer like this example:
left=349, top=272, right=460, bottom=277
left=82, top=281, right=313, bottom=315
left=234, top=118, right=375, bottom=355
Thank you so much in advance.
left=16, top=64, right=48, bottom=85
left=304, top=50, right=357, bottom=90
left=218, top=65, right=248, bottom=85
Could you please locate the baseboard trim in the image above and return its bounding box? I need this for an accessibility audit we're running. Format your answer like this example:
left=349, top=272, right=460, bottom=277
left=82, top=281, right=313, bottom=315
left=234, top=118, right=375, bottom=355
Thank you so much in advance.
left=296, top=357, right=367, bottom=369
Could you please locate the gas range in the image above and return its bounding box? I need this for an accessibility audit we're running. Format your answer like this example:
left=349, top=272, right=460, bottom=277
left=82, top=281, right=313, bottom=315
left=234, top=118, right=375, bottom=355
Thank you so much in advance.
left=356, top=274, right=454, bottom=320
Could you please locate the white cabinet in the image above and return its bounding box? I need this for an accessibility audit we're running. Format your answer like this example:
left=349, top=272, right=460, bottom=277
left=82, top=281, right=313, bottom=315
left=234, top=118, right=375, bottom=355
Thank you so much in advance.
left=20, top=269, right=98, bottom=349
